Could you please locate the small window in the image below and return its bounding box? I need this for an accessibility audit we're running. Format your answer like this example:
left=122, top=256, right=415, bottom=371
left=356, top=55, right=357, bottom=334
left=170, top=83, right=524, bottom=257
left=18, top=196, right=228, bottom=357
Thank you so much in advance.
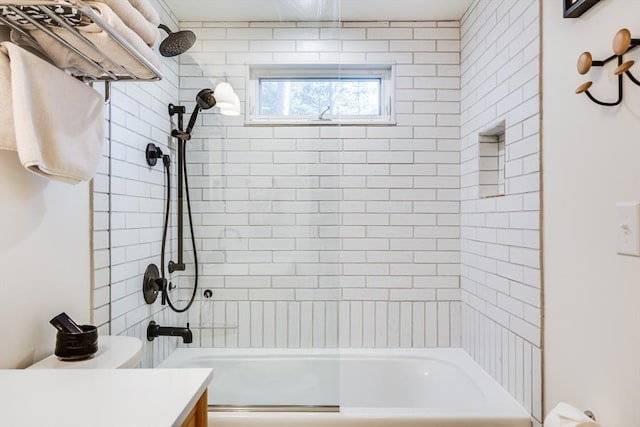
left=247, top=64, right=395, bottom=125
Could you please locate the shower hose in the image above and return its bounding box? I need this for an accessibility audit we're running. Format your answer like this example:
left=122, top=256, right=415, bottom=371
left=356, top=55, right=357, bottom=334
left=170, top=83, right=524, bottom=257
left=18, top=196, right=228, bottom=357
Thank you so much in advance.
left=160, top=141, right=198, bottom=313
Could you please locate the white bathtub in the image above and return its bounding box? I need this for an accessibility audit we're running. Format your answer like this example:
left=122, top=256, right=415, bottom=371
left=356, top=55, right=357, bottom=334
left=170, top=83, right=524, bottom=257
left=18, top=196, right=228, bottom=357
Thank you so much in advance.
left=158, top=348, right=531, bottom=427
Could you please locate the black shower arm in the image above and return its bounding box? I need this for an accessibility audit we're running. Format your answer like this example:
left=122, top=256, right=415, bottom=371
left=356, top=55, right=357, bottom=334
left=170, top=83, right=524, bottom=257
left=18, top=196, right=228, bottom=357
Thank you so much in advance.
left=158, top=24, right=172, bottom=35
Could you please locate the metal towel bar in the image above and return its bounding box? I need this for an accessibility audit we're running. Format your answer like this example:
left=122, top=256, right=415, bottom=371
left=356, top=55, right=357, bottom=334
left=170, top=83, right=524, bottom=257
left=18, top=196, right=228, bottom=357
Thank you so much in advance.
left=0, top=0, right=162, bottom=82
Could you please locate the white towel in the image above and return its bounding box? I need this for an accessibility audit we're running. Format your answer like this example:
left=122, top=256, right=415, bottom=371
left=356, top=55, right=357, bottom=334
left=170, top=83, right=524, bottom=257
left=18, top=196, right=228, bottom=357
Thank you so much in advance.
left=0, top=42, right=104, bottom=184
left=22, top=2, right=160, bottom=79
left=77, top=2, right=160, bottom=75
left=11, top=29, right=107, bottom=77
left=128, top=0, right=161, bottom=26
left=0, top=47, right=15, bottom=151
left=86, top=0, right=160, bottom=47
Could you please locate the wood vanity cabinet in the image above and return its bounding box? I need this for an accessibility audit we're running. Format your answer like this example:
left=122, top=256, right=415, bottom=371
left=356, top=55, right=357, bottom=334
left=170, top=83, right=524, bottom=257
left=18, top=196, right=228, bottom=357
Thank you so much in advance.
left=181, top=390, right=208, bottom=427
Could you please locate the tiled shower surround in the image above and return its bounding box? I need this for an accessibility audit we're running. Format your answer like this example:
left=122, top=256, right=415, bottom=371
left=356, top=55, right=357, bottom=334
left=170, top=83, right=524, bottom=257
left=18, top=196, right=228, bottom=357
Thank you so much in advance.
left=92, top=0, right=183, bottom=367
left=460, top=0, right=541, bottom=423
left=177, top=20, right=463, bottom=349
left=93, top=0, right=542, bottom=419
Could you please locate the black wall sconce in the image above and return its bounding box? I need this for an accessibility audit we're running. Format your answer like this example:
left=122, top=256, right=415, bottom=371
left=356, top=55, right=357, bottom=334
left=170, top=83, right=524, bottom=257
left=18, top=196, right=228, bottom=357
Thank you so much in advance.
left=576, top=28, right=640, bottom=107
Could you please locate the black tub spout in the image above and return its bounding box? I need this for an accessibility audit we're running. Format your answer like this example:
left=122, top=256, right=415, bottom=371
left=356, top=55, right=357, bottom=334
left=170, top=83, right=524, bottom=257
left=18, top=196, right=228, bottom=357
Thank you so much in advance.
left=147, top=321, right=192, bottom=344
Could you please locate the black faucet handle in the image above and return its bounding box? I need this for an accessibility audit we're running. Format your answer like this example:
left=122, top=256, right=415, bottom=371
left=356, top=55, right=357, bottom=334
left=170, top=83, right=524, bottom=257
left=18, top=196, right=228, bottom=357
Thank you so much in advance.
left=153, top=277, right=167, bottom=291
left=186, top=322, right=190, bottom=330
left=145, top=143, right=164, bottom=167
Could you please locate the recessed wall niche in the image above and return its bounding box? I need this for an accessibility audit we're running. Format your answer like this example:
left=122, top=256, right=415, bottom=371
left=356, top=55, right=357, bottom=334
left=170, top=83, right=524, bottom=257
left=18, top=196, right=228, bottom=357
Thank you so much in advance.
left=478, top=120, right=506, bottom=199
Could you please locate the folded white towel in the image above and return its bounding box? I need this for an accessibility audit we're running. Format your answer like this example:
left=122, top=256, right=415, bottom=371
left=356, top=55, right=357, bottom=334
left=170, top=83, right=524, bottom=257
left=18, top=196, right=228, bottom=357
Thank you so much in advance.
left=11, top=29, right=107, bottom=77
left=22, top=2, right=160, bottom=79
left=0, top=42, right=104, bottom=184
left=86, top=0, right=160, bottom=47
left=78, top=2, right=161, bottom=75
left=0, top=48, right=15, bottom=152
left=128, top=0, right=161, bottom=26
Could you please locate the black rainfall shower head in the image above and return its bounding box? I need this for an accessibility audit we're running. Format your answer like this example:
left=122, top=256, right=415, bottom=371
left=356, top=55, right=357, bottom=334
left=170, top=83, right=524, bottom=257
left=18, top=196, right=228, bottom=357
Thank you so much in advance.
left=196, top=89, right=216, bottom=110
left=158, top=24, right=196, bottom=57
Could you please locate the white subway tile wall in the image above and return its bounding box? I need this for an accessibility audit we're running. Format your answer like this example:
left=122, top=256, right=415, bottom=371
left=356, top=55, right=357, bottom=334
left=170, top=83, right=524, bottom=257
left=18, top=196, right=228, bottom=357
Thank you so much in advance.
left=460, top=0, right=541, bottom=423
left=92, top=0, right=184, bottom=368
left=177, top=19, right=462, bottom=350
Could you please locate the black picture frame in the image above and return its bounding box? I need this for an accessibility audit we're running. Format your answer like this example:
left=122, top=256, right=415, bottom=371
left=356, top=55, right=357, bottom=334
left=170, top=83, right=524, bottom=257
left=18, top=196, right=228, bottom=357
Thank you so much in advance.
left=563, top=0, right=601, bottom=18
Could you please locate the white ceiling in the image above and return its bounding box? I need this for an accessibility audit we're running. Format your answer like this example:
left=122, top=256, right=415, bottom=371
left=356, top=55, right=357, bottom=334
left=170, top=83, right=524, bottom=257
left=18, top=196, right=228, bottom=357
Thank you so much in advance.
left=165, top=0, right=473, bottom=22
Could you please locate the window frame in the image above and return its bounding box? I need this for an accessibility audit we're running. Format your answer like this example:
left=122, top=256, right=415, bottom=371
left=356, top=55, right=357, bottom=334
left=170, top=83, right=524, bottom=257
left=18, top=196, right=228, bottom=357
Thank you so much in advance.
left=245, top=64, right=396, bottom=126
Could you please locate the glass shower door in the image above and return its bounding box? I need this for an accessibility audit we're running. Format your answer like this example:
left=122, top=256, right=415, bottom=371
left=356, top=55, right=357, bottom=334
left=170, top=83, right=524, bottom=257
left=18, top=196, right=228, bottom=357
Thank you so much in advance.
left=176, top=0, right=343, bottom=410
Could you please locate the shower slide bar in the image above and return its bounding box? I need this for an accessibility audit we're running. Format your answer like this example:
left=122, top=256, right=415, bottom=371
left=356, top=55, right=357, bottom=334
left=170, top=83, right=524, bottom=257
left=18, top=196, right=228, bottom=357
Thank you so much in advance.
left=0, top=0, right=161, bottom=82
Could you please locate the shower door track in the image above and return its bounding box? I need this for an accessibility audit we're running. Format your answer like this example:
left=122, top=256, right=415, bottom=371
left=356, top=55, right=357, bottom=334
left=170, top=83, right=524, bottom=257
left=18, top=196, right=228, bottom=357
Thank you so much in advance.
left=209, top=405, right=340, bottom=413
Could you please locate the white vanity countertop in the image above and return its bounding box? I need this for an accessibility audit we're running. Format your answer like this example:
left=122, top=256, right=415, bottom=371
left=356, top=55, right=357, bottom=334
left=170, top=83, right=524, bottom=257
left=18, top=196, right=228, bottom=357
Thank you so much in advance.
left=0, top=368, right=212, bottom=427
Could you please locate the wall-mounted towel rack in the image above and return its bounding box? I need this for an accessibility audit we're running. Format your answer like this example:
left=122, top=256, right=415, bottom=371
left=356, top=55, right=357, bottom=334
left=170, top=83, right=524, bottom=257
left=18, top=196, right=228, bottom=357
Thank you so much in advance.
left=0, top=0, right=162, bottom=82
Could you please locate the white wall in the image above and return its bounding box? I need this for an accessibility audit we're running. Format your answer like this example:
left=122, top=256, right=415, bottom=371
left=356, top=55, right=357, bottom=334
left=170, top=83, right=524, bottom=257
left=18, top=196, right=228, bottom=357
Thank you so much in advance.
left=178, top=20, right=462, bottom=348
left=543, top=0, right=640, bottom=425
left=0, top=28, right=92, bottom=369
left=0, top=151, right=91, bottom=368
left=460, top=1, right=541, bottom=423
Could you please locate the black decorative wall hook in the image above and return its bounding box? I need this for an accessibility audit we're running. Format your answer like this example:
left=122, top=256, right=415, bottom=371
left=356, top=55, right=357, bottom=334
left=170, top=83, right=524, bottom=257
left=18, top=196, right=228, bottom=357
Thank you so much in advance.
left=613, top=29, right=640, bottom=86
left=576, top=28, right=640, bottom=107
left=575, top=52, right=622, bottom=106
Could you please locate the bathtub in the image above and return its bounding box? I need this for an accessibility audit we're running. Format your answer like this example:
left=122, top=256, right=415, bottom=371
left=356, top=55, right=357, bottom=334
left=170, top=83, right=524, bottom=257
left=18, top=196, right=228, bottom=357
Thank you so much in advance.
left=158, top=348, right=531, bottom=427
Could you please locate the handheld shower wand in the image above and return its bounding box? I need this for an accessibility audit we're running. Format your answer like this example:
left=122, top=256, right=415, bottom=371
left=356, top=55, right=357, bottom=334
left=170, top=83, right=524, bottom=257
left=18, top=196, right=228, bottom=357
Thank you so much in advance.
left=170, top=89, right=217, bottom=141
left=186, top=89, right=217, bottom=133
